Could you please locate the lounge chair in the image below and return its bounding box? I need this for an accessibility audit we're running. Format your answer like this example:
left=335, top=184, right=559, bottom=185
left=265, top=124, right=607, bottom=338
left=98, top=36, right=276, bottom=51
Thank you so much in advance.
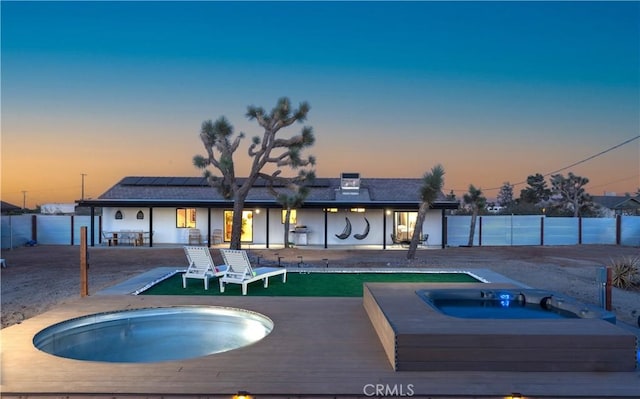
left=183, top=246, right=229, bottom=290
left=219, top=249, right=287, bottom=295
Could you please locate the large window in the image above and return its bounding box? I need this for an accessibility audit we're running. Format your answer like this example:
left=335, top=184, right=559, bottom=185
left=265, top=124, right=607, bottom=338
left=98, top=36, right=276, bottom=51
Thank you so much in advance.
left=281, top=209, right=297, bottom=224
left=224, top=210, right=254, bottom=242
left=176, top=208, right=196, bottom=228
left=394, top=211, right=418, bottom=242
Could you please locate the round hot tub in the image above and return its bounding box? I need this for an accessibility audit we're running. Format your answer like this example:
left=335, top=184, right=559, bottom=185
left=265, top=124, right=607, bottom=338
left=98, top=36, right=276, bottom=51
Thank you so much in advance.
left=33, top=306, right=273, bottom=363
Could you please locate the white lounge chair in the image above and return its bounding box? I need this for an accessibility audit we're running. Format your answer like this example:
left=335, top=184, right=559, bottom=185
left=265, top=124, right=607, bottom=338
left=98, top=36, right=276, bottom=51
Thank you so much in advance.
left=219, top=249, right=287, bottom=295
left=183, top=246, right=229, bottom=290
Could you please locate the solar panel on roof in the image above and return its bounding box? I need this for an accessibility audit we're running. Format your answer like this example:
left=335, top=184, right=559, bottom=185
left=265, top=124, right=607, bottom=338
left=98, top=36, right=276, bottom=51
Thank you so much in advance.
left=136, top=177, right=158, bottom=185
left=311, top=178, right=331, bottom=187
left=185, top=177, right=207, bottom=186
left=167, top=177, right=189, bottom=186
left=120, top=177, right=142, bottom=185
left=153, top=177, right=173, bottom=185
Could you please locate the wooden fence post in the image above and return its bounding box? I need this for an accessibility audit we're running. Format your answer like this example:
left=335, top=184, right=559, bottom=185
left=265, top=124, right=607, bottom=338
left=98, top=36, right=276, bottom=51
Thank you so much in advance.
left=80, top=227, right=89, bottom=297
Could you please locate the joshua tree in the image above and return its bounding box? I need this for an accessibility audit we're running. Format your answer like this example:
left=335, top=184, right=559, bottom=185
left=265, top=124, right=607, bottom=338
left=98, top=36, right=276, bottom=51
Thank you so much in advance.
left=193, top=97, right=315, bottom=249
left=407, top=164, right=445, bottom=260
left=271, top=183, right=313, bottom=248
left=550, top=172, right=590, bottom=217
left=463, top=184, right=486, bottom=247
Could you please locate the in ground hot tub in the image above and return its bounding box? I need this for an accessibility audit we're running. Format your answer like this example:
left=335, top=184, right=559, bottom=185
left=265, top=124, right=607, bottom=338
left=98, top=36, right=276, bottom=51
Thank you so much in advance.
left=363, top=283, right=638, bottom=372
left=33, top=306, right=273, bottom=363
left=416, top=288, right=616, bottom=323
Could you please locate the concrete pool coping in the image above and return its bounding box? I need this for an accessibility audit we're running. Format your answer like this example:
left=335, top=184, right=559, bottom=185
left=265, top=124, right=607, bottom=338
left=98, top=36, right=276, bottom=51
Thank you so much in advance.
left=2, top=269, right=639, bottom=398
left=96, top=267, right=527, bottom=295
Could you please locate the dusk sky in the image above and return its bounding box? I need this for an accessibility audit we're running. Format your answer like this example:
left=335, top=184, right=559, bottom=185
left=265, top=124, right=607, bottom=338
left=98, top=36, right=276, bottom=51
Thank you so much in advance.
left=2, top=1, right=639, bottom=208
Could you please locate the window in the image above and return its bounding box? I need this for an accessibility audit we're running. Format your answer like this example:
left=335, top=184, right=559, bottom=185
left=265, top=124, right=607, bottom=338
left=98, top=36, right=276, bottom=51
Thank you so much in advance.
left=176, top=208, right=196, bottom=228
left=115, top=210, right=123, bottom=220
left=136, top=210, right=144, bottom=220
left=394, top=211, right=418, bottom=242
left=224, top=210, right=253, bottom=242
left=281, top=209, right=297, bottom=224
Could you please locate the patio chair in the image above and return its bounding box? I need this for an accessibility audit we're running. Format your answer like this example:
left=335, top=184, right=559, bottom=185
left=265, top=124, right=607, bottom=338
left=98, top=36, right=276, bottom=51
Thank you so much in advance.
left=183, top=246, right=229, bottom=290
left=219, top=249, right=287, bottom=295
left=188, top=229, right=202, bottom=245
left=211, top=229, right=223, bottom=245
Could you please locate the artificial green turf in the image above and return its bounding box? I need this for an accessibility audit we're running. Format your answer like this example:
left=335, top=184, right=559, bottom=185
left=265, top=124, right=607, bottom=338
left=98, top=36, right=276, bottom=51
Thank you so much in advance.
left=141, top=271, right=480, bottom=297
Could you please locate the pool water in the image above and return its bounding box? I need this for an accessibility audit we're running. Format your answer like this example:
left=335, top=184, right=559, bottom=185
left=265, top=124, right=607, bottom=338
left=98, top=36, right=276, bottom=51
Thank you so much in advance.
left=417, top=288, right=616, bottom=323
left=431, top=297, right=576, bottom=319
left=33, top=306, right=273, bottom=363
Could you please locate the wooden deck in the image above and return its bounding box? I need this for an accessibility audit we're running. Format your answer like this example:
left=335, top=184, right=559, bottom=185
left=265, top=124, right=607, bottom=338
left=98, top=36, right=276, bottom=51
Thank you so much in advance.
left=2, top=292, right=640, bottom=398
left=364, top=283, right=638, bottom=372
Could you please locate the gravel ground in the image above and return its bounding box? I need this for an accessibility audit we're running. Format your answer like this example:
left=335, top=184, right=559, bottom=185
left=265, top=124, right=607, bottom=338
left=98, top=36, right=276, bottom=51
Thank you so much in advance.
left=1, top=244, right=639, bottom=330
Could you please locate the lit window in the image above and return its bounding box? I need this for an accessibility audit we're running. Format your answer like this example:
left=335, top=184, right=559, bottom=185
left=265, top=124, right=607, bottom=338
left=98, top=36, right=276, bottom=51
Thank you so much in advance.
left=224, top=210, right=254, bottom=242
left=281, top=209, right=297, bottom=224
left=176, top=208, right=196, bottom=228
left=394, top=211, right=418, bottom=241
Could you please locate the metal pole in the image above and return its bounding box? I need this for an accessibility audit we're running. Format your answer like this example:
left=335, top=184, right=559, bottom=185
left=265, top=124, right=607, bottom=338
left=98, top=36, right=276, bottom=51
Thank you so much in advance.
left=606, top=267, right=612, bottom=311
left=597, top=267, right=606, bottom=308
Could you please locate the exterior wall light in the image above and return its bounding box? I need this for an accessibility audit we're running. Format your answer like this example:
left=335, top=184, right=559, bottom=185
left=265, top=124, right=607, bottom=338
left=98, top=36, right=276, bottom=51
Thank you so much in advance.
left=234, top=391, right=251, bottom=399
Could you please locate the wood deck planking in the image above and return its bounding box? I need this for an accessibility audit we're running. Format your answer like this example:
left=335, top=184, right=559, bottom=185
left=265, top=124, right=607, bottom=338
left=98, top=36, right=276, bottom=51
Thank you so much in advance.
left=1, top=290, right=639, bottom=398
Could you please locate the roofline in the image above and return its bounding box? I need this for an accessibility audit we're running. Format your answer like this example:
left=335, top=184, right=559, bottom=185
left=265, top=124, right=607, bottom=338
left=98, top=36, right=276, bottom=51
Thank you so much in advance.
left=76, top=199, right=459, bottom=210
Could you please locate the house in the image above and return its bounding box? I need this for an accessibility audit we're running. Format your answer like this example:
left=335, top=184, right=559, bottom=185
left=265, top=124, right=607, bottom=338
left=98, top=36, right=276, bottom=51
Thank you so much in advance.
left=591, top=195, right=640, bottom=216
left=1, top=201, right=22, bottom=215
left=77, top=173, right=459, bottom=248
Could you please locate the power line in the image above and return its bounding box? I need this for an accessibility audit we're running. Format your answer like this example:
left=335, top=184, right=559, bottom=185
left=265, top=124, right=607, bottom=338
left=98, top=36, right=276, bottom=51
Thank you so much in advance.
left=545, top=135, right=639, bottom=176
left=469, top=135, right=640, bottom=193
left=588, top=173, right=640, bottom=190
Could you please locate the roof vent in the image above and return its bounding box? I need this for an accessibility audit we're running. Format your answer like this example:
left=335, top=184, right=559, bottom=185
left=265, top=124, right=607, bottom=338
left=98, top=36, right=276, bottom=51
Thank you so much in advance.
left=340, top=173, right=360, bottom=193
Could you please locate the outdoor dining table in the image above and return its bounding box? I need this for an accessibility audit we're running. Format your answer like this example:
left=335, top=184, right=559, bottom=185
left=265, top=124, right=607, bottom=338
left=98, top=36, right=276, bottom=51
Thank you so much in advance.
left=104, top=231, right=149, bottom=246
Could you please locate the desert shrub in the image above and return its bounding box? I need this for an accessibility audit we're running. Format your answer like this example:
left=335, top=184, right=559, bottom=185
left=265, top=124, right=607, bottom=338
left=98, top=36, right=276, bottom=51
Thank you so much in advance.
left=609, top=255, right=640, bottom=289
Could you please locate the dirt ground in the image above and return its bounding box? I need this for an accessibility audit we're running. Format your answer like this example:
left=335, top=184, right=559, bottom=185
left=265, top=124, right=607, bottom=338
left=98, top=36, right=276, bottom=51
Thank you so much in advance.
left=1, top=244, right=639, bottom=329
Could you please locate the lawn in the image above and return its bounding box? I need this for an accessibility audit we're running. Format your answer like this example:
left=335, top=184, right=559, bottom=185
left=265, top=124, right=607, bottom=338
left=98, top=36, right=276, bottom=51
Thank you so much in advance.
left=141, top=271, right=480, bottom=297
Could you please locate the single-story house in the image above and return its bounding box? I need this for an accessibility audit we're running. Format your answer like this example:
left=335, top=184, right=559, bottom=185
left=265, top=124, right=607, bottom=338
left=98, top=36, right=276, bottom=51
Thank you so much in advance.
left=1, top=201, right=22, bottom=215
left=592, top=195, right=640, bottom=216
left=77, top=173, right=459, bottom=248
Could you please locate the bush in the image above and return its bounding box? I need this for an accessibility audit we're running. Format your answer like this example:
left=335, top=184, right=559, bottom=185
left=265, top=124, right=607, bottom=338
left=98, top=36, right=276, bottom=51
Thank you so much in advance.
left=609, top=255, right=640, bottom=289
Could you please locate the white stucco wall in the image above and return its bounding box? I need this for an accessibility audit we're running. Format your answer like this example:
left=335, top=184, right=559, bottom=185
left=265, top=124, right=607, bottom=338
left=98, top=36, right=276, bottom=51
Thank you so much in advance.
left=101, top=206, right=445, bottom=247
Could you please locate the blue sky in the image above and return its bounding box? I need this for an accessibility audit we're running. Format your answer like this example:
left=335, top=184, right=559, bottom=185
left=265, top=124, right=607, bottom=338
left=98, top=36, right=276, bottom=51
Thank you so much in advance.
left=2, top=1, right=639, bottom=207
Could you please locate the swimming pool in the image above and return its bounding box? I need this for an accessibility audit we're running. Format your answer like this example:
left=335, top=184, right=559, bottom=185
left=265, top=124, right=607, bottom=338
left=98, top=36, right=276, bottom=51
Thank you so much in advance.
left=33, top=306, right=273, bottom=363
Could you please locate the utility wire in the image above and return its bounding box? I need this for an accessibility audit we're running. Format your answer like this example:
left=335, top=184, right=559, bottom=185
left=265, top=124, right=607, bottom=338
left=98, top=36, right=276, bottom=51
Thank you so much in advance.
left=478, top=135, right=640, bottom=192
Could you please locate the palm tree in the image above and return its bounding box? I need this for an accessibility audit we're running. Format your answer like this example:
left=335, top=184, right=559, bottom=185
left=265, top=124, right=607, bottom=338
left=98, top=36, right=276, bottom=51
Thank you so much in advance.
left=463, top=184, right=486, bottom=247
left=407, top=164, right=445, bottom=260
